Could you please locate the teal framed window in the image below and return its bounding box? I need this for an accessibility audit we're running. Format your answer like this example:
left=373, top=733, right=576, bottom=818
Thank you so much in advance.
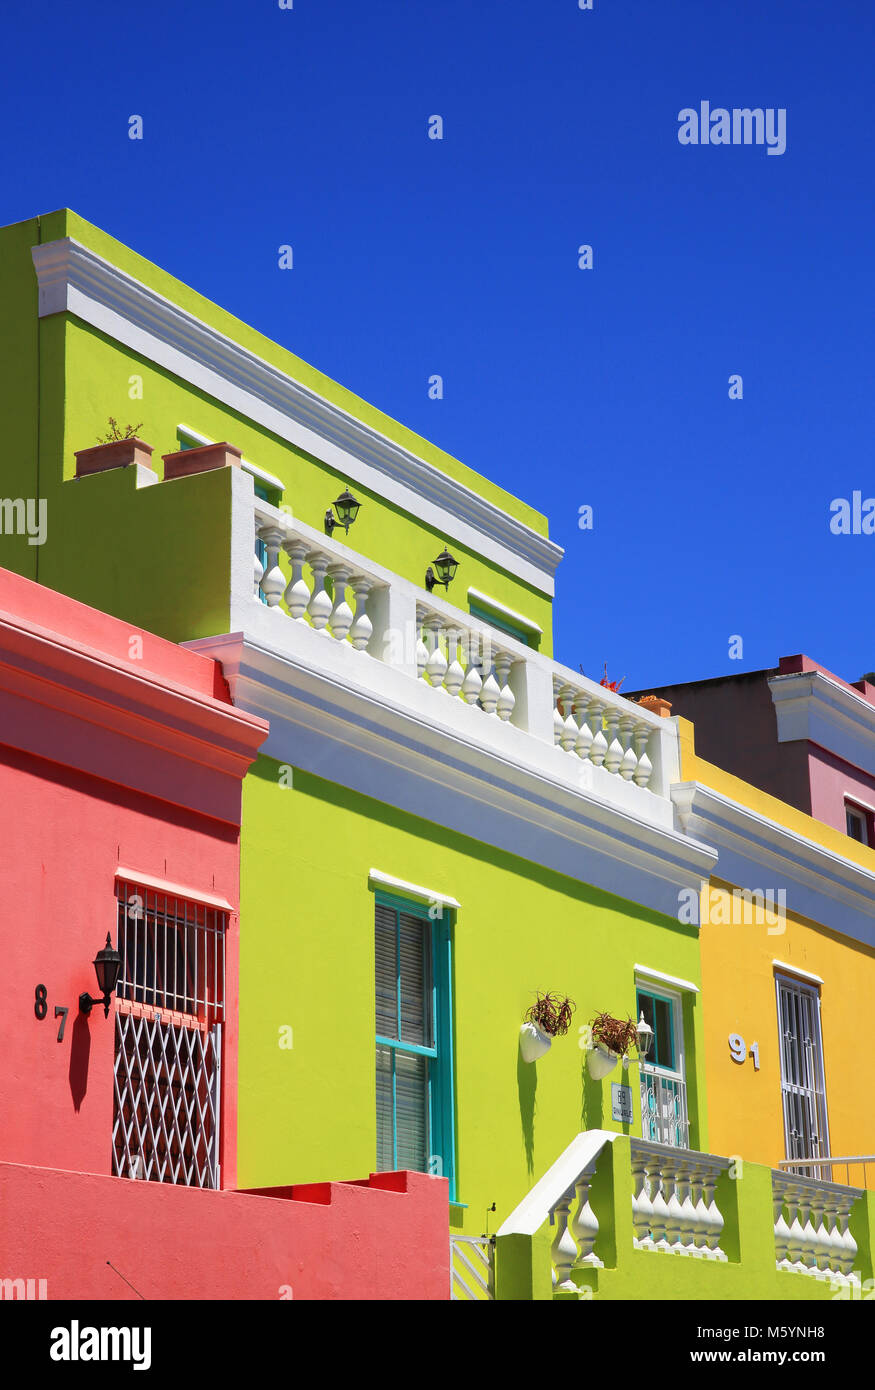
left=636, top=988, right=676, bottom=1071
left=468, top=600, right=537, bottom=650
left=374, top=892, right=455, bottom=1199
left=254, top=483, right=272, bottom=606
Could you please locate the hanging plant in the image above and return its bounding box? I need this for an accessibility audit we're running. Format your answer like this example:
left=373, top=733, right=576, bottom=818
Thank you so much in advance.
left=519, top=992, right=576, bottom=1063
left=586, top=1011, right=640, bottom=1080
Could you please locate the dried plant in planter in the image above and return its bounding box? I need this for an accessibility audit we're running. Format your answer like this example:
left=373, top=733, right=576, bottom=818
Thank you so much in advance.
left=96, top=416, right=143, bottom=443
left=589, top=1011, right=640, bottom=1057
left=524, top=991, right=576, bottom=1038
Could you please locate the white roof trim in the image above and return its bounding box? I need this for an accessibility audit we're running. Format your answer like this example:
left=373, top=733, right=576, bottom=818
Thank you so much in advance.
left=177, top=423, right=285, bottom=493
left=115, top=867, right=234, bottom=912
left=467, top=587, right=543, bottom=635
left=634, top=964, right=700, bottom=994
left=32, top=237, right=563, bottom=596
left=672, top=781, right=875, bottom=951
left=369, top=869, right=460, bottom=910
left=772, top=959, right=824, bottom=985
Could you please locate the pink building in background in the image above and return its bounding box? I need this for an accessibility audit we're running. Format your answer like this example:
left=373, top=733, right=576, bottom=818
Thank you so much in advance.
left=631, top=654, right=875, bottom=845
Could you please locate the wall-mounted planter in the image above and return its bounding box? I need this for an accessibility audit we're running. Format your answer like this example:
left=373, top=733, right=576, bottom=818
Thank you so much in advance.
left=519, top=1021, right=552, bottom=1063
left=74, top=438, right=154, bottom=478
left=162, top=442, right=242, bottom=480
left=586, top=1044, right=619, bottom=1080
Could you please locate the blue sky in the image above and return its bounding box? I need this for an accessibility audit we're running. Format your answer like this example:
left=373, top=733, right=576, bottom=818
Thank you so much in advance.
left=2, top=0, right=873, bottom=688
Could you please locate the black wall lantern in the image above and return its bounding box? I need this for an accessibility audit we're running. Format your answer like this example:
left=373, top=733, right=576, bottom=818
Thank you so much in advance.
left=79, top=933, right=123, bottom=1018
left=425, top=546, right=460, bottom=593
left=324, top=486, right=362, bottom=536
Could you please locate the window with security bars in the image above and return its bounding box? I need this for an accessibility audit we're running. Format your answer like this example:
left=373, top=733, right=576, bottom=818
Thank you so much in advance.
left=374, top=895, right=456, bottom=1197
left=636, top=986, right=690, bottom=1148
left=776, top=975, right=830, bottom=1177
left=112, top=880, right=226, bottom=1189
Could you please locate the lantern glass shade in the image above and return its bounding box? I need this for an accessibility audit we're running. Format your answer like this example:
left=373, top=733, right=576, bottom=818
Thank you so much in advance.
left=333, top=488, right=361, bottom=530
left=433, top=547, right=459, bottom=586
left=93, top=933, right=122, bottom=998
left=636, top=1011, right=654, bottom=1059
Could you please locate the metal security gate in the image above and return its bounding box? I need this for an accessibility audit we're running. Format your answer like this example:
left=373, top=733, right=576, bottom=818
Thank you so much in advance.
left=450, top=1236, right=495, bottom=1300
left=111, top=881, right=226, bottom=1189
left=639, top=1069, right=690, bottom=1148
left=776, top=975, right=830, bottom=1178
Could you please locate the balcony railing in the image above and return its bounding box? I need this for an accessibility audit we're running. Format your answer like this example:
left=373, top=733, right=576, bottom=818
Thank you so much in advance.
left=247, top=498, right=677, bottom=802
left=631, top=1139, right=728, bottom=1259
left=772, top=1170, right=862, bottom=1283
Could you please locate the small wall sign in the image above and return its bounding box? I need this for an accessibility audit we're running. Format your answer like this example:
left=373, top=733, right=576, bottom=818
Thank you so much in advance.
left=611, top=1082, right=634, bottom=1124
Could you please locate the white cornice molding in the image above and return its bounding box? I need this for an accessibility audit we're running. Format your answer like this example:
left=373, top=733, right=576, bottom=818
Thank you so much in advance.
left=633, top=964, right=699, bottom=994
left=768, top=670, right=875, bottom=777
left=672, top=782, right=875, bottom=950
left=31, top=237, right=563, bottom=596
left=185, top=628, right=716, bottom=920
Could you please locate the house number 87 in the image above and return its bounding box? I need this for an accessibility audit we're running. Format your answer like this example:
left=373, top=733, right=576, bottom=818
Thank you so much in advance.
left=729, top=1033, right=760, bottom=1070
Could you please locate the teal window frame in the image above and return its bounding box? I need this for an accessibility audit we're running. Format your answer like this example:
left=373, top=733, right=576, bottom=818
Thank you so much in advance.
left=254, top=483, right=272, bottom=606
left=636, top=987, right=677, bottom=1071
left=374, top=890, right=456, bottom=1200
left=468, top=600, right=537, bottom=650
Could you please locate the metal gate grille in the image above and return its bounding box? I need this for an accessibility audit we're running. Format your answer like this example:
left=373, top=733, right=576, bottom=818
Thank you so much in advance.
left=450, top=1236, right=495, bottom=1300
left=777, top=976, right=829, bottom=1178
left=112, top=881, right=226, bottom=1189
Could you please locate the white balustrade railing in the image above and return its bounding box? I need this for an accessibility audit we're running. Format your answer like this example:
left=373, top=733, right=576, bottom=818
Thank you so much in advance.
left=553, top=677, right=656, bottom=789
left=630, top=1140, right=728, bottom=1260
left=247, top=498, right=674, bottom=798
left=771, top=1171, right=862, bottom=1284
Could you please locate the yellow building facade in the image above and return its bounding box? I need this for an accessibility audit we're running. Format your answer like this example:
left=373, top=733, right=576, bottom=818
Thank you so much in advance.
left=673, top=718, right=875, bottom=1189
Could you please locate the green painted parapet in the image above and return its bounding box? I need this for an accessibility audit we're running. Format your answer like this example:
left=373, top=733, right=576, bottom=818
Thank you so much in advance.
left=494, top=1133, right=875, bottom=1301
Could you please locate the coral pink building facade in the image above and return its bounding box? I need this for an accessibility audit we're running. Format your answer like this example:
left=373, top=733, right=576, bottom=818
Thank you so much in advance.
left=0, top=567, right=450, bottom=1299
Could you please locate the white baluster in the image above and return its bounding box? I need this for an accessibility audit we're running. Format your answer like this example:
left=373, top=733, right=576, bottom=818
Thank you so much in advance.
left=632, top=723, right=654, bottom=788
left=460, top=633, right=483, bottom=706
left=570, top=1171, right=603, bottom=1270
left=442, top=626, right=465, bottom=698
left=675, top=1160, right=700, bottom=1257
left=415, top=604, right=429, bottom=680
left=604, top=705, right=624, bottom=775
left=702, top=1169, right=727, bottom=1261
left=552, top=678, right=564, bottom=746
left=327, top=563, right=354, bottom=642
left=559, top=682, right=578, bottom=752
left=589, top=700, right=608, bottom=766
left=424, top=614, right=448, bottom=689
left=773, top=1186, right=791, bottom=1271
left=494, top=652, right=516, bottom=722
left=836, top=1202, right=858, bottom=1278
left=688, top=1165, right=710, bottom=1258
left=478, top=639, right=501, bottom=717
left=283, top=539, right=312, bottom=620
left=550, top=1193, right=578, bottom=1293
left=618, top=714, right=639, bottom=781
left=663, top=1161, right=685, bottom=1256
left=258, top=524, right=286, bottom=608
left=784, top=1189, right=807, bottom=1273
left=573, top=693, right=593, bottom=761
left=307, top=553, right=333, bottom=631
left=349, top=575, right=374, bottom=651
left=649, top=1170, right=672, bottom=1254
left=631, top=1150, right=656, bottom=1252
left=253, top=546, right=264, bottom=601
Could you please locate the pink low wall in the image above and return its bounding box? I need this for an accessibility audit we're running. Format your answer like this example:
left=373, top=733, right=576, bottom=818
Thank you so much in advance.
left=0, top=1162, right=450, bottom=1301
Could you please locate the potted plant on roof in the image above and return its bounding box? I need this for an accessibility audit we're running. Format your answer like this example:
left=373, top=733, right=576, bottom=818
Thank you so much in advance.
left=586, top=1011, right=641, bottom=1079
left=519, top=991, right=576, bottom=1063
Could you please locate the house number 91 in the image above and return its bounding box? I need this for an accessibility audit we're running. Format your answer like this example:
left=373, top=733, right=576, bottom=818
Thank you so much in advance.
left=728, top=1033, right=759, bottom=1070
